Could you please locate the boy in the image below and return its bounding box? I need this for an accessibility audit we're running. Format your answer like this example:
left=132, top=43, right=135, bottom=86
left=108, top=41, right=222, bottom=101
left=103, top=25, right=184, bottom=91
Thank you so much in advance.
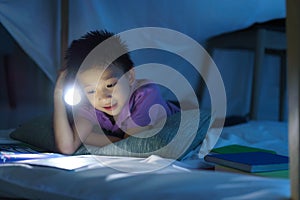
left=53, top=30, right=179, bottom=154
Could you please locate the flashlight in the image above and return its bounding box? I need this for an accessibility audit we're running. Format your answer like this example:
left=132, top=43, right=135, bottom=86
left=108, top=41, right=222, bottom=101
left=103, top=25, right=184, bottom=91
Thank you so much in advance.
left=64, top=86, right=82, bottom=106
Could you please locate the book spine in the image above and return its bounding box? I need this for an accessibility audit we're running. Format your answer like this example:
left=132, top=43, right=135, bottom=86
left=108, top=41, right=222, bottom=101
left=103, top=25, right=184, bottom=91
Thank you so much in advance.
left=204, top=156, right=252, bottom=172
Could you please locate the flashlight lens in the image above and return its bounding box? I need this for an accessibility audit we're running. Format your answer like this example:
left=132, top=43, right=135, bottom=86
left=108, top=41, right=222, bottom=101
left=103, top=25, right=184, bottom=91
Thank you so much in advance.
left=64, top=87, right=81, bottom=106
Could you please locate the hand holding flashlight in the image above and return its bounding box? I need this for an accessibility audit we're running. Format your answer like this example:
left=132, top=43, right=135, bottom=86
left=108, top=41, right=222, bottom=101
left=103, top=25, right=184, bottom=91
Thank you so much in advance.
left=54, top=70, right=82, bottom=106
left=64, top=86, right=81, bottom=106
left=54, top=70, right=68, bottom=96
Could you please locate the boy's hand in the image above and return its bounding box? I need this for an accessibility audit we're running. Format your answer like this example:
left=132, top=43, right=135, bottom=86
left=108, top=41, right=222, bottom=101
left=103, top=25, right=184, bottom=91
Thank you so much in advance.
left=54, top=70, right=67, bottom=96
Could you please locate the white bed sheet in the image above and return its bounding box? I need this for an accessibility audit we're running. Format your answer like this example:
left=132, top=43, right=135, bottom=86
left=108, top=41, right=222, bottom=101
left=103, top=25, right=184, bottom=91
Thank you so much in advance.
left=0, top=121, right=290, bottom=199
left=0, top=155, right=290, bottom=200
left=213, top=120, right=288, bottom=156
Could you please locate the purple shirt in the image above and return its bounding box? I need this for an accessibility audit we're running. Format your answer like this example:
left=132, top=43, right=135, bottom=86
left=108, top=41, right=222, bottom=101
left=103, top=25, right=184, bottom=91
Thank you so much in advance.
left=77, top=79, right=179, bottom=138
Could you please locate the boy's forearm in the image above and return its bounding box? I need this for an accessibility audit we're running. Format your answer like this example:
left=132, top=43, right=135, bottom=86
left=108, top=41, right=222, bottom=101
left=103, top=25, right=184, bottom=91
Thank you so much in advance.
left=53, top=91, right=79, bottom=154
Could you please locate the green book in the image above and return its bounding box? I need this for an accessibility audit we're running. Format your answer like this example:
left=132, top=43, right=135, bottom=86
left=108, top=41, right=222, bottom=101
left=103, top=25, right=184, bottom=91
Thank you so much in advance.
left=211, top=144, right=276, bottom=154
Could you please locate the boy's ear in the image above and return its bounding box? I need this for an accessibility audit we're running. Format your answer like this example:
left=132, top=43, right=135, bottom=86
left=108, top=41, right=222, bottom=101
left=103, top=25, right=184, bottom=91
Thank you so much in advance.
left=128, top=68, right=135, bottom=85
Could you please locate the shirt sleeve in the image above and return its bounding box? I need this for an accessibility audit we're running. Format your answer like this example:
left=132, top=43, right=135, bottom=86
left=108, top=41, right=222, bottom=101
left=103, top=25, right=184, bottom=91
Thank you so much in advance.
left=127, top=83, right=172, bottom=128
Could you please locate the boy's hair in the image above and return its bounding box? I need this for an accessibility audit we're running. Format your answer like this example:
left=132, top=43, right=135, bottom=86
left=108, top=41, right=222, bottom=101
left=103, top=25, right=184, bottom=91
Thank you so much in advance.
left=62, top=30, right=134, bottom=122
left=63, top=30, right=134, bottom=85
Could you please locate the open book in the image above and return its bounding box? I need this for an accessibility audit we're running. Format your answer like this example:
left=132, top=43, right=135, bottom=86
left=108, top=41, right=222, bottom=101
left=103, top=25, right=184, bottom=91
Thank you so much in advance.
left=15, top=155, right=103, bottom=171
left=1, top=151, right=103, bottom=171
left=1, top=151, right=63, bottom=163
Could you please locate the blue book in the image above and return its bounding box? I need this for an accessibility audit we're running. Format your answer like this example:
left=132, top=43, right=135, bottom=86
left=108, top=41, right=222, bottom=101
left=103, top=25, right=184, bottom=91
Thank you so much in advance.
left=204, top=152, right=289, bottom=173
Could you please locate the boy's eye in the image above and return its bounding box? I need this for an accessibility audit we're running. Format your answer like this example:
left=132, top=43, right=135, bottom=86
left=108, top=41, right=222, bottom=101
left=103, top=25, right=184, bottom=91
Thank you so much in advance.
left=87, top=90, right=95, bottom=94
left=106, top=81, right=117, bottom=88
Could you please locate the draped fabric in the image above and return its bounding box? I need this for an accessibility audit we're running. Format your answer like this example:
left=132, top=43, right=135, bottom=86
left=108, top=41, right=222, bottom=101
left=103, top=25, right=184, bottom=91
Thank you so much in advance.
left=0, top=0, right=61, bottom=83
left=0, top=0, right=285, bottom=81
left=0, top=0, right=286, bottom=124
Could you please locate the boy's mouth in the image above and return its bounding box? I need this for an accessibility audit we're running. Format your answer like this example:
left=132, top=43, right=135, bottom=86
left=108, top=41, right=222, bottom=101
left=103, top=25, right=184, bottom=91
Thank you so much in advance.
left=103, top=103, right=118, bottom=111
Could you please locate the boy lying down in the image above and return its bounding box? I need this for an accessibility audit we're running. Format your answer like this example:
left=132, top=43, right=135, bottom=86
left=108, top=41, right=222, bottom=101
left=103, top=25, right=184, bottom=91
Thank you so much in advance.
left=53, top=30, right=179, bottom=154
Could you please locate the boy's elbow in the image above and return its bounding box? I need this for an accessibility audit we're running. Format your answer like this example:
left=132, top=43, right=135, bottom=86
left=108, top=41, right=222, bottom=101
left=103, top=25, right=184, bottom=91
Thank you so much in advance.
left=56, top=143, right=76, bottom=155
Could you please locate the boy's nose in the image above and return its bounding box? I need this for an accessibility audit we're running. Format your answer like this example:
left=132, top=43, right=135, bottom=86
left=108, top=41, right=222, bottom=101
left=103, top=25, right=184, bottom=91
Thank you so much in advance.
left=97, top=88, right=112, bottom=99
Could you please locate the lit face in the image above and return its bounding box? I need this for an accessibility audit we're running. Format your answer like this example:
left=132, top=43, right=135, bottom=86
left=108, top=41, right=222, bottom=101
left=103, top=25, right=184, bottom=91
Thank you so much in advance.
left=78, top=65, right=135, bottom=116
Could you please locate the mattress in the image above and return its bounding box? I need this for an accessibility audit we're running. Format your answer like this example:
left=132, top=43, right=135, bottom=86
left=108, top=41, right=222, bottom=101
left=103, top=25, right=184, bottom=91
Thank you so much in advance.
left=0, top=120, right=290, bottom=199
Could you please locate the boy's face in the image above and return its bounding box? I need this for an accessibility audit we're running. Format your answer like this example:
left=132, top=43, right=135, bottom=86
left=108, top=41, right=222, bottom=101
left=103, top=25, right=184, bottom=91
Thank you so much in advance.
left=78, top=65, right=135, bottom=116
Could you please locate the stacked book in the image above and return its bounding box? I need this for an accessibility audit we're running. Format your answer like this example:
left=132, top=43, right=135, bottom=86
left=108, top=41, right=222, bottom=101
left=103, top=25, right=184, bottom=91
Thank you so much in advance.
left=204, top=144, right=289, bottom=179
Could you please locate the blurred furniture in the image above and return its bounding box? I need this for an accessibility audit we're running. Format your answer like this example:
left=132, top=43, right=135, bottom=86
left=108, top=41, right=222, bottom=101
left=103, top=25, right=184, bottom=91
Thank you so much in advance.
left=0, top=24, right=16, bottom=109
left=206, top=18, right=286, bottom=121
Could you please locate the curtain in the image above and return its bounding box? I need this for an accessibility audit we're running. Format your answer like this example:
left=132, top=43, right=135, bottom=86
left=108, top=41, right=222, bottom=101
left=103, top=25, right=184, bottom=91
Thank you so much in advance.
left=0, top=0, right=286, bottom=120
